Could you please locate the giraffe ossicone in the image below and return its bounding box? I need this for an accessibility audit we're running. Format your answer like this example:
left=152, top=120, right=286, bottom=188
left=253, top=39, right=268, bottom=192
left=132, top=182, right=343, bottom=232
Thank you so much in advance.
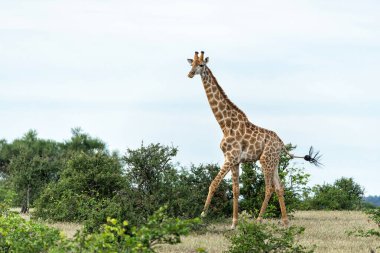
left=187, top=50, right=321, bottom=229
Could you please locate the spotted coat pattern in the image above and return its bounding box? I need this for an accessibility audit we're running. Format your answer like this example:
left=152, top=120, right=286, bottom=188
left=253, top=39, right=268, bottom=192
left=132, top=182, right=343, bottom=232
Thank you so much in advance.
left=188, top=51, right=289, bottom=228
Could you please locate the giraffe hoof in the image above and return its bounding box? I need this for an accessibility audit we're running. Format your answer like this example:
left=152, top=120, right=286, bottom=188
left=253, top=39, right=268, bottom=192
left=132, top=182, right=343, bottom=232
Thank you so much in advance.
left=201, top=211, right=207, bottom=218
left=230, top=224, right=237, bottom=230
left=256, top=217, right=263, bottom=223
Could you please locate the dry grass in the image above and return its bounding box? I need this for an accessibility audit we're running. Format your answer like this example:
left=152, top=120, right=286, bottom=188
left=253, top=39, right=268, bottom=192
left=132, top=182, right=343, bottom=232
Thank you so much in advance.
left=156, top=221, right=231, bottom=253
left=157, top=211, right=379, bottom=253
left=45, top=221, right=82, bottom=238
left=292, top=211, right=379, bottom=253
left=10, top=207, right=82, bottom=239
left=11, top=208, right=379, bottom=252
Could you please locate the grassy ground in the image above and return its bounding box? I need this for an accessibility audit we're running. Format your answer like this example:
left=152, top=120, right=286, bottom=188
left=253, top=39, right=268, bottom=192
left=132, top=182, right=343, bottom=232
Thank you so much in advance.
left=12, top=209, right=379, bottom=252
left=11, top=208, right=83, bottom=238
left=156, top=211, right=379, bottom=253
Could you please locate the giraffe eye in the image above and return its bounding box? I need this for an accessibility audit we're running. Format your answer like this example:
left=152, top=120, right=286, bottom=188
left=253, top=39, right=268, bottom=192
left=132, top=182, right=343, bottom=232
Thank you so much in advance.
left=199, top=64, right=204, bottom=67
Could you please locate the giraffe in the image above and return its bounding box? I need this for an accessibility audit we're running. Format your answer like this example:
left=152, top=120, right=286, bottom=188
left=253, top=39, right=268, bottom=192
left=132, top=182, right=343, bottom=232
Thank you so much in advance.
left=187, top=51, right=321, bottom=229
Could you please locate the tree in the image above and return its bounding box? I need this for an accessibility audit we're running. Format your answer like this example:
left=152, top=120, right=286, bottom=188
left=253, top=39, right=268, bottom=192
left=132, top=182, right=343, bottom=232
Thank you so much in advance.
left=123, top=143, right=179, bottom=219
left=34, top=151, right=126, bottom=223
left=62, top=127, right=106, bottom=155
left=0, top=128, right=112, bottom=213
left=240, top=144, right=311, bottom=217
left=0, top=139, right=12, bottom=177
left=123, top=143, right=232, bottom=220
left=5, top=130, right=62, bottom=213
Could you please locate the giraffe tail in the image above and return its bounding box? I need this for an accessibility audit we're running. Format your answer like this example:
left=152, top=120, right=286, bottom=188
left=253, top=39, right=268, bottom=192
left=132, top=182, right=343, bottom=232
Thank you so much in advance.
left=284, top=146, right=323, bottom=167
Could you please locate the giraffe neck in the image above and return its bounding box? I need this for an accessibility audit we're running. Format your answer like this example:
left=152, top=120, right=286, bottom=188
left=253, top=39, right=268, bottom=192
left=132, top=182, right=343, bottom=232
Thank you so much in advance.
left=201, top=67, right=248, bottom=133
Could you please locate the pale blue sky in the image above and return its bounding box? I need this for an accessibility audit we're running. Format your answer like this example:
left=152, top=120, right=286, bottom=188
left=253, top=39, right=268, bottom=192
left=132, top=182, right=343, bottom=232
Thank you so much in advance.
left=0, top=0, right=379, bottom=195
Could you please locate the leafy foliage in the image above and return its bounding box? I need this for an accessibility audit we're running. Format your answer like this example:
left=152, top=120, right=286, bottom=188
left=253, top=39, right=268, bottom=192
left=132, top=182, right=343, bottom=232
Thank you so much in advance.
left=303, top=177, right=364, bottom=210
left=52, top=207, right=200, bottom=253
left=240, top=144, right=311, bottom=217
left=1, top=130, right=63, bottom=212
left=63, top=127, right=107, bottom=155
left=225, top=212, right=315, bottom=253
left=34, top=142, right=230, bottom=232
left=0, top=205, right=199, bottom=253
left=0, top=211, right=61, bottom=252
left=123, top=143, right=231, bottom=220
left=2, top=130, right=315, bottom=235
left=34, top=152, right=126, bottom=224
left=123, top=143, right=180, bottom=220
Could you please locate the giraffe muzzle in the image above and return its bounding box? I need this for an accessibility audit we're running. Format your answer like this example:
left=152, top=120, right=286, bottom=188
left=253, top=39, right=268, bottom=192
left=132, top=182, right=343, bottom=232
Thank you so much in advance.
left=188, top=71, right=195, bottom=78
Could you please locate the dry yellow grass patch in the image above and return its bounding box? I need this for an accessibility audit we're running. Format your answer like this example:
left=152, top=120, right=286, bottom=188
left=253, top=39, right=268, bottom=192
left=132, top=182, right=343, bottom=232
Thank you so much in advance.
left=46, top=222, right=82, bottom=238
left=10, top=207, right=82, bottom=238
left=293, top=210, right=378, bottom=253
left=158, top=211, right=379, bottom=253
left=157, top=222, right=231, bottom=253
left=11, top=208, right=379, bottom=252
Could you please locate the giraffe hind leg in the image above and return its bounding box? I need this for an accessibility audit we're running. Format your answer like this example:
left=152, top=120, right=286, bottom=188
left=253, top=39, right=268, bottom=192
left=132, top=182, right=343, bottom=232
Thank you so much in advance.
left=273, top=170, right=289, bottom=226
left=257, top=169, right=274, bottom=222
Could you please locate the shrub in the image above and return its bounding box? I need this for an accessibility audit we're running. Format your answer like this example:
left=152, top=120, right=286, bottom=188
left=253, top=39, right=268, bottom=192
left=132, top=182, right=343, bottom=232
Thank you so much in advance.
left=123, top=143, right=180, bottom=220
left=0, top=205, right=200, bottom=253
left=51, top=206, right=201, bottom=253
left=34, top=151, right=126, bottom=223
left=83, top=190, right=138, bottom=232
left=0, top=212, right=61, bottom=252
left=123, top=143, right=231, bottom=220
left=0, top=180, right=15, bottom=213
left=303, top=177, right=364, bottom=210
left=225, top=212, right=315, bottom=253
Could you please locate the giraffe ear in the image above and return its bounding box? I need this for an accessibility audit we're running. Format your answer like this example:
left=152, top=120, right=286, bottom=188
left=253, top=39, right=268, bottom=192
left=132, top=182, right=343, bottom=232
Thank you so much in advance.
left=204, top=57, right=209, bottom=64
left=187, top=59, right=193, bottom=65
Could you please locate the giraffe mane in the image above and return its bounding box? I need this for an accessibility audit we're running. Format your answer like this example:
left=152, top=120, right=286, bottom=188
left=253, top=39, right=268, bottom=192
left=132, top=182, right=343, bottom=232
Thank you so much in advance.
left=207, top=67, right=248, bottom=119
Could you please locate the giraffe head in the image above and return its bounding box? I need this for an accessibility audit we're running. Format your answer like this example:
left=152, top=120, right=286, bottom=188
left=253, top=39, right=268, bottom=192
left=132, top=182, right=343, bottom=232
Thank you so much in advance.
left=187, top=51, right=209, bottom=78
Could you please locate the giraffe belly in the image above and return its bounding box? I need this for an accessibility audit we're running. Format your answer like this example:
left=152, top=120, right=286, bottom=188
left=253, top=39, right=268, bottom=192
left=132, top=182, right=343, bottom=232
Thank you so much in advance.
left=240, top=150, right=260, bottom=163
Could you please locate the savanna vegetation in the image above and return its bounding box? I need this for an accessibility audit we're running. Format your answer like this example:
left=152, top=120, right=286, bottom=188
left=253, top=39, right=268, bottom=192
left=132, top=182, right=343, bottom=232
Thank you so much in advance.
left=0, top=128, right=378, bottom=252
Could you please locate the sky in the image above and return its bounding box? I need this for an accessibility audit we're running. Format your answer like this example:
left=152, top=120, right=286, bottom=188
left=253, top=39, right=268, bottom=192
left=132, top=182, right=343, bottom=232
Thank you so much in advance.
left=0, top=0, right=379, bottom=195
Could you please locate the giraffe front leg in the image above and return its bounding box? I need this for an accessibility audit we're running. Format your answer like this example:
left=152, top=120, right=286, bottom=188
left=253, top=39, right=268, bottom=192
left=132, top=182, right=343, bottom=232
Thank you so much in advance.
left=230, top=166, right=240, bottom=229
left=202, top=161, right=231, bottom=218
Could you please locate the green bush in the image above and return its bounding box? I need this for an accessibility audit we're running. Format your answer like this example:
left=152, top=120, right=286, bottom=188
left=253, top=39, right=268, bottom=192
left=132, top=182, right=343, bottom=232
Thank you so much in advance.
left=0, top=205, right=199, bottom=253
left=123, top=143, right=231, bottom=220
left=35, top=142, right=231, bottom=232
left=0, top=212, right=62, bottom=252
left=225, top=212, right=314, bottom=253
left=0, top=128, right=110, bottom=214
left=34, top=151, right=126, bottom=223
left=83, top=190, right=138, bottom=232
left=0, top=180, right=15, bottom=212
left=51, top=206, right=200, bottom=253
left=303, top=177, right=364, bottom=210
